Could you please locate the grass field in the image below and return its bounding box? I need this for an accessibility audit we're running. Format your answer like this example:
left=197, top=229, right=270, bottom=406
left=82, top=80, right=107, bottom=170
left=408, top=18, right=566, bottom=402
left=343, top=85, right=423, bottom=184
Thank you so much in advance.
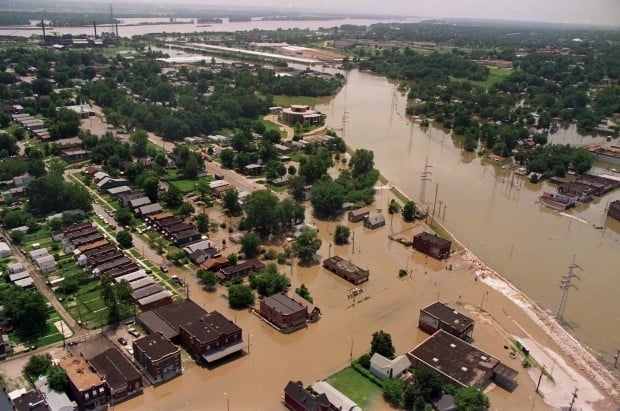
left=327, top=367, right=382, bottom=409
left=451, top=66, right=513, bottom=89
left=273, top=95, right=318, bottom=107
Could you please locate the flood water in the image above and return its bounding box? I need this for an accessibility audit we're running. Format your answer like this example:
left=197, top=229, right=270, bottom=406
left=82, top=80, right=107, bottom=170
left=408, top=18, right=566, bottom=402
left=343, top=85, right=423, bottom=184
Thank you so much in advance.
left=315, top=69, right=620, bottom=361
left=0, top=17, right=406, bottom=38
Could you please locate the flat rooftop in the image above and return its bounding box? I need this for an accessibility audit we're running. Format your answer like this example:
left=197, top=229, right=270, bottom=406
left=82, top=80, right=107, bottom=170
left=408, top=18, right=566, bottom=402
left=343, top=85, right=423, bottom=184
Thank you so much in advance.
left=408, top=330, right=499, bottom=387
left=421, top=302, right=474, bottom=333
left=60, top=355, right=103, bottom=391
left=133, top=332, right=179, bottom=361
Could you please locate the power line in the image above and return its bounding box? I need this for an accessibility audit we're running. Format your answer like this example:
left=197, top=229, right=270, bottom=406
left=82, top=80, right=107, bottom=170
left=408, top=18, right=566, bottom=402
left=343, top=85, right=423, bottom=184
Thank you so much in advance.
left=555, top=255, right=582, bottom=322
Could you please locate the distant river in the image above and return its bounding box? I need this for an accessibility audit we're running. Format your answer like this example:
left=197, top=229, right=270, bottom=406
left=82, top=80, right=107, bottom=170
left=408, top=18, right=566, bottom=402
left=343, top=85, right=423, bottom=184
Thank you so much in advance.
left=0, top=17, right=410, bottom=37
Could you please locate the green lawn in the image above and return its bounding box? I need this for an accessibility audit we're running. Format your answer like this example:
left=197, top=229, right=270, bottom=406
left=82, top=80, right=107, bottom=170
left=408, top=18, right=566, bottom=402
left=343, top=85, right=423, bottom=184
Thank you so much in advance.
left=273, top=95, right=318, bottom=107
left=451, top=66, right=513, bottom=89
left=327, top=367, right=382, bottom=409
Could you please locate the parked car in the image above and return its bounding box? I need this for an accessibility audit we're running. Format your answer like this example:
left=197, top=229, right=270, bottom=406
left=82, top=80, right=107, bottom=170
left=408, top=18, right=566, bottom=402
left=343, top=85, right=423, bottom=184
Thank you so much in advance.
left=160, top=265, right=168, bottom=273
left=128, top=328, right=140, bottom=338
left=117, top=337, right=127, bottom=346
left=171, top=275, right=185, bottom=286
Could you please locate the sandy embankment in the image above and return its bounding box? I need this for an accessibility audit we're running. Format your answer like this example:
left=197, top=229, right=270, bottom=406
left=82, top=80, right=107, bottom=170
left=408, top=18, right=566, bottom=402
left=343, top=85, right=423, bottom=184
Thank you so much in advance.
left=388, top=180, right=619, bottom=407
left=447, top=223, right=619, bottom=406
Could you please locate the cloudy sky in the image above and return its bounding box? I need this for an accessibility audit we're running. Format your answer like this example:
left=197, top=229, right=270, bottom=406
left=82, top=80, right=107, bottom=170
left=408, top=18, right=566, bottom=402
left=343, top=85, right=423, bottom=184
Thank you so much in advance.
left=173, top=0, right=620, bottom=26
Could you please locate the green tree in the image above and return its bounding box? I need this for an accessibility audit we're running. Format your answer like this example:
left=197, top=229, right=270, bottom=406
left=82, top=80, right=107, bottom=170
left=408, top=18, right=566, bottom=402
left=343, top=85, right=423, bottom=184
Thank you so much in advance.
left=227, top=253, right=238, bottom=265
left=178, top=201, right=195, bottom=217
left=24, top=353, right=52, bottom=377
left=454, top=386, right=489, bottom=410
left=250, top=263, right=289, bottom=297
left=222, top=190, right=243, bottom=216
left=130, top=128, right=149, bottom=158
left=414, top=366, right=443, bottom=400
left=241, top=232, right=261, bottom=259
left=243, top=189, right=279, bottom=236
left=287, top=175, right=307, bottom=201
left=195, top=213, right=209, bottom=233
left=310, top=178, right=345, bottom=217
left=388, top=199, right=401, bottom=214
left=220, top=148, right=235, bottom=169
left=2, top=287, right=49, bottom=337
left=2, top=209, right=31, bottom=229
left=383, top=379, right=404, bottom=407
left=294, top=283, right=313, bottom=303
left=228, top=284, right=255, bottom=308
left=142, top=176, right=159, bottom=203
left=358, top=353, right=371, bottom=369
left=162, top=184, right=182, bottom=208
left=197, top=269, right=218, bottom=291
left=46, top=365, right=68, bottom=391
left=334, top=225, right=350, bottom=245
left=115, top=209, right=133, bottom=227
left=350, top=148, right=375, bottom=178
left=62, top=275, right=80, bottom=294
left=371, top=330, right=395, bottom=359
left=402, top=201, right=416, bottom=222
left=116, top=230, right=133, bottom=248
left=26, top=174, right=91, bottom=215
left=292, top=227, right=322, bottom=264
left=403, top=383, right=420, bottom=409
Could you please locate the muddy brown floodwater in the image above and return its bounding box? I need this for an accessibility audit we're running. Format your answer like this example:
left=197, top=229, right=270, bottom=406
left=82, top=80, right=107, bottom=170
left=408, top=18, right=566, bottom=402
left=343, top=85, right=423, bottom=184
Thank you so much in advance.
left=316, top=68, right=620, bottom=362
left=117, top=191, right=614, bottom=411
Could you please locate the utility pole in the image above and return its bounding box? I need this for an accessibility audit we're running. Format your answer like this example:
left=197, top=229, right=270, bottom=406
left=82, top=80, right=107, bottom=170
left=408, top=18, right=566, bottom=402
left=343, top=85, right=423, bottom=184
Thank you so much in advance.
left=341, top=109, right=349, bottom=138
left=431, top=183, right=439, bottom=223
left=351, top=230, right=355, bottom=255
left=536, top=365, right=546, bottom=393
left=419, top=157, right=432, bottom=206
left=555, top=255, right=582, bottom=323
left=568, top=388, right=578, bottom=411
left=614, top=349, right=619, bottom=368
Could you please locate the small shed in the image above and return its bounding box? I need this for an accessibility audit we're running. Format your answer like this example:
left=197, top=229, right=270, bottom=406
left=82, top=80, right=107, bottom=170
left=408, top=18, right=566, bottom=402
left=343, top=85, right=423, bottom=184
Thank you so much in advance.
left=348, top=207, right=370, bottom=222
left=364, top=214, right=385, bottom=229
left=243, top=164, right=263, bottom=176
left=0, top=242, right=11, bottom=258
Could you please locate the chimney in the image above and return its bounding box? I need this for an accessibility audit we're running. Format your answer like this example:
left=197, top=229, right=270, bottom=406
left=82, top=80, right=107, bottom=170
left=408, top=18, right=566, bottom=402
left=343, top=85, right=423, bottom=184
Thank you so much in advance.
left=93, top=21, right=97, bottom=38
left=41, top=19, right=46, bottom=44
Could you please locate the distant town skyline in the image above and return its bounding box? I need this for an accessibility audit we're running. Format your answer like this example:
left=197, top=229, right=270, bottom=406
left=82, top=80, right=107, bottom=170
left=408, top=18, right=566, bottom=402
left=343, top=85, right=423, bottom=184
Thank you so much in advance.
left=119, top=0, right=620, bottom=26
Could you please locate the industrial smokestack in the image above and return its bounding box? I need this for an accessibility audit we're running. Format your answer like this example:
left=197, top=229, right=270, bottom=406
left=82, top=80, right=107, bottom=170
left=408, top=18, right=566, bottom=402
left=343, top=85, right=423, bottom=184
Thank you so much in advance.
left=41, top=19, right=46, bottom=44
left=115, top=23, right=119, bottom=39
left=93, top=21, right=97, bottom=38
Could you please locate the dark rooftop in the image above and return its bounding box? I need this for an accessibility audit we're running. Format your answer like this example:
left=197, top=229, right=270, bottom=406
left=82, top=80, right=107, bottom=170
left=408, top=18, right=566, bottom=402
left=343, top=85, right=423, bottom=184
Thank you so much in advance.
left=284, top=381, right=332, bottom=411
left=182, top=311, right=240, bottom=343
left=11, top=390, right=47, bottom=411
left=152, top=299, right=207, bottom=331
left=414, top=231, right=451, bottom=246
left=89, top=347, right=141, bottom=392
left=408, top=330, right=499, bottom=388
left=220, top=259, right=265, bottom=276
left=137, top=310, right=178, bottom=341
left=262, top=293, right=305, bottom=316
left=421, top=302, right=474, bottom=334
left=132, top=283, right=164, bottom=300
left=133, top=332, right=179, bottom=361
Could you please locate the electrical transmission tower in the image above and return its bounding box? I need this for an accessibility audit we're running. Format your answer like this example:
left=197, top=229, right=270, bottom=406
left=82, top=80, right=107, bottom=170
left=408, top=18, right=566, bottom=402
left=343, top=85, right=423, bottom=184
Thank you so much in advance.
left=419, top=157, right=432, bottom=205
left=555, top=255, right=582, bottom=322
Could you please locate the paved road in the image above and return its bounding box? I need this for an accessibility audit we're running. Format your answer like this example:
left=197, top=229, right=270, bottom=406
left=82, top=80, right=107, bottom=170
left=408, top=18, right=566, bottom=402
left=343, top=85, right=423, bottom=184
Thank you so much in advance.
left=0, top=229, right=83, bottom=339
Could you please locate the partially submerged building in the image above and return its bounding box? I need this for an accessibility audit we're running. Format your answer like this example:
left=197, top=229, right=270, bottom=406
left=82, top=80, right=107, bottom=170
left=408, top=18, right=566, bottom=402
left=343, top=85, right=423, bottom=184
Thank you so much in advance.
left=419, top=301, right=474, bottom=340
left=407, top=330, right=518, bottom=392
left=412, top=232, right=452, bottom=260
left=322, top=256, right=369, bottom=285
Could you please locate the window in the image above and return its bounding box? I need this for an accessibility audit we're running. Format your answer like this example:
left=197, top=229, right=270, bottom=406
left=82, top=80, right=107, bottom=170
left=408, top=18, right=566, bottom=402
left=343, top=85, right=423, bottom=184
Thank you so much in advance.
left=99, top=387, right=104, bottom=393
left=85, top=393, right=89, bottom=400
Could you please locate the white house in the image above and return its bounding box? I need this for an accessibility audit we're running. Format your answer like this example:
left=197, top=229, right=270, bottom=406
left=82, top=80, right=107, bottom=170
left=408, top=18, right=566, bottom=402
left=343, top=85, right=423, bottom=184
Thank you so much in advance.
left=7, top=263, right=23, bottom=274
left=0, top=242, right=11, bottom=258
left=369, top=353, right=411, bottom=380
left=35, top=255, right=56, bottom=273
left=29, top=248, right=49, bottom=259
left=312, top=381, right=361, bottom=411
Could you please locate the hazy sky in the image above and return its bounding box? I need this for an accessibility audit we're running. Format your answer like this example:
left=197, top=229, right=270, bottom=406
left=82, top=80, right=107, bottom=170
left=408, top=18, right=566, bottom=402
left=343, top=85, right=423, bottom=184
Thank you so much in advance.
left=173, top=0, right=620, bottom=26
